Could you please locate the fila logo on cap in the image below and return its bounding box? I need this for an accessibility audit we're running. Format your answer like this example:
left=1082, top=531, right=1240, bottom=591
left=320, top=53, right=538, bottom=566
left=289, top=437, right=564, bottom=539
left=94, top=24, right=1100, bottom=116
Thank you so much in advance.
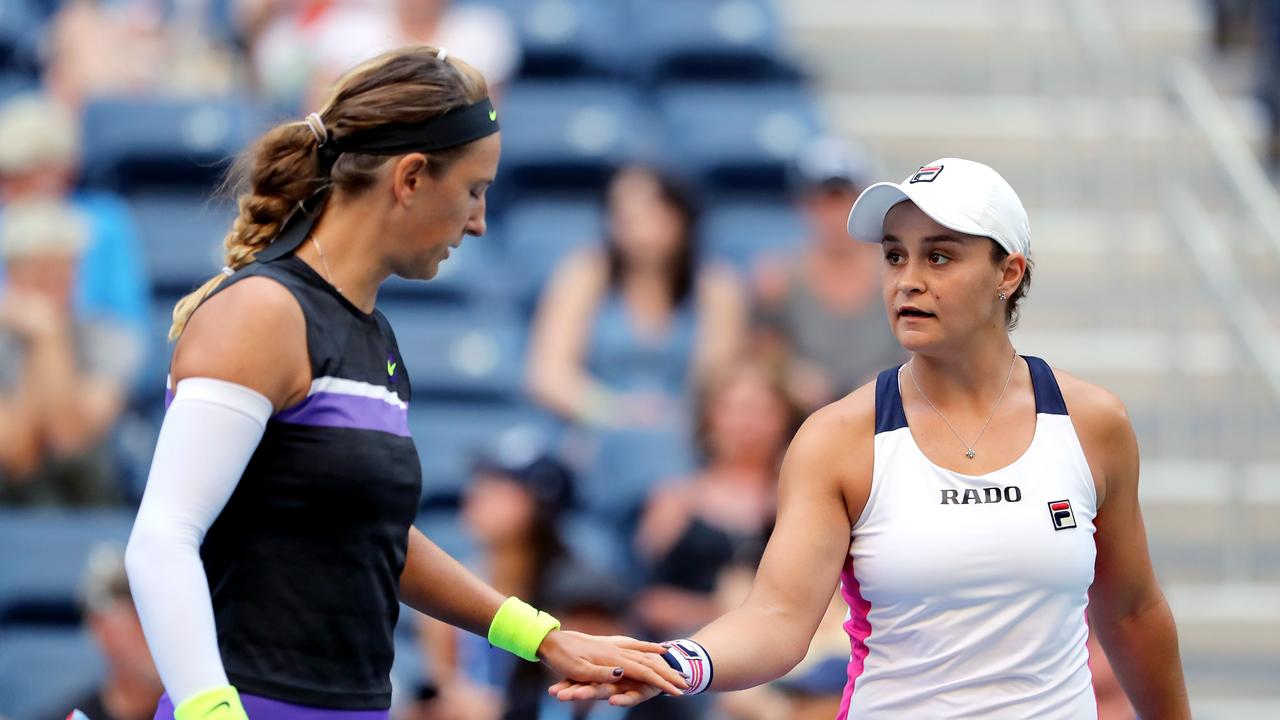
left=909, top=165, right=944, bottom=183
left=1048, top=499, right=1077, bottom=531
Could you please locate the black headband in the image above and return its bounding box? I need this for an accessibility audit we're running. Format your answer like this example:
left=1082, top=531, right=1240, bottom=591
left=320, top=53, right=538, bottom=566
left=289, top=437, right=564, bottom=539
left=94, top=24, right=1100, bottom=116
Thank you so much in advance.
left=256, top=98, right=499, bottom=264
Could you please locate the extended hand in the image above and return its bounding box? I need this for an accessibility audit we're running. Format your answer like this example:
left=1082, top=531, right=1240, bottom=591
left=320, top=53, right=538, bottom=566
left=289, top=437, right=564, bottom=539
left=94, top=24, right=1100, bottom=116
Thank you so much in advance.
left=537, top=631, right=688, bottom=697
left=547, top=677, right=664, bottom=708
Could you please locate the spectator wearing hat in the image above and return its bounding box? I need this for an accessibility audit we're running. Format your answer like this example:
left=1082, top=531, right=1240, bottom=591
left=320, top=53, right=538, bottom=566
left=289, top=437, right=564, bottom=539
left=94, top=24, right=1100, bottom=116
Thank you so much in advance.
left=38, top=543, right=165, bottom=720
left=0, top=200, right=143, bottom=506
left=0, top=93, right=150, bottom=346
left=753, top=137, right=907, bottom=411
left=413, top=451, right=613, bottom=720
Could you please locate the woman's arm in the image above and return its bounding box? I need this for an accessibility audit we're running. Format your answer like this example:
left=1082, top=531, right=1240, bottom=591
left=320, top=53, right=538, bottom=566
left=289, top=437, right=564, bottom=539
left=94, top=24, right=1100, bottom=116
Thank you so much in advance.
left=126, top=278, right=310, bottom=708
left=554, top=398, right=871, bottom=704
left=526, top=250, right=614, bottom=422
left=694, top=264, right=748, bottom=383
left=1079, top=389, right=1190, bottom=719
left=398, top=525, right=689, bottom=694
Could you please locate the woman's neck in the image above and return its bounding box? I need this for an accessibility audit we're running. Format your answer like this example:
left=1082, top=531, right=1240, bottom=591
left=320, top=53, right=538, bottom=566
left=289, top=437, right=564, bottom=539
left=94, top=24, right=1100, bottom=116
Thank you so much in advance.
left=909, top=335, right=1019, bottom=410
left=294, top=200, right=391, bottom=313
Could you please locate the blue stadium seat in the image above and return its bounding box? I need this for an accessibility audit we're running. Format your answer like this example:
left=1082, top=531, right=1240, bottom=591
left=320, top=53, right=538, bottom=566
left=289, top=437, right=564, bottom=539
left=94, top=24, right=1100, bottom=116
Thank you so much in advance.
left=478, top=0, right=629, bottom=78
left=379, top=226, right=511, bottom=306
left=379, top=303, right=526, bottom=403
left=503, top=198, right=604, bottom=311
left=701, top=199, right=807, bottom=274
left=81, top=95, right=265, bottom=192
left=625, top=0, right=796, bottom=85
left=0, top=510, right=135, bottom=625
left=0, top=72, right=38, bottom=104
left=129, top=193, right=233, bottom=294
left=657, top=83, right=822, bottom=194
left=0, top=0, right=42, bottom=77
left=498, top=82, right=647, bottom=194
left=408, top=401, right=558, bottom=508
left=0, top=626, right=105, bottom=720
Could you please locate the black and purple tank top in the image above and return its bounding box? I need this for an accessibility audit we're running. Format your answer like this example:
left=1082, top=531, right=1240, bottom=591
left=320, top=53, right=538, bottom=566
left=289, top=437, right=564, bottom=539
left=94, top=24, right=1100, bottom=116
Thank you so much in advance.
left=192, top=254, right=422, bottom=710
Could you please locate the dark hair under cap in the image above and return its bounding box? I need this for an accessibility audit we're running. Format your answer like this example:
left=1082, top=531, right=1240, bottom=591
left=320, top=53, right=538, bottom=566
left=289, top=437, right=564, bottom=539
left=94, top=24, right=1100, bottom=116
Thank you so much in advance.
left=257, top=97, right=500, bottom=264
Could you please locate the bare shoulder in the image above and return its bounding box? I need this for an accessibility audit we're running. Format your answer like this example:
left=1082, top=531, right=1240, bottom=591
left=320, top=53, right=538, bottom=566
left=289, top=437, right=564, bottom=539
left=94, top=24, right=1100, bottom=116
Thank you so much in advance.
left=1052, top=366, right=1133, bottom=437
left=171, top=275, right=310, bottom=409
left=698, top=261, right=744, bottom=296
left=554, top=246, right=608, bottom=287
left=783, top=380, right=877, bottom=521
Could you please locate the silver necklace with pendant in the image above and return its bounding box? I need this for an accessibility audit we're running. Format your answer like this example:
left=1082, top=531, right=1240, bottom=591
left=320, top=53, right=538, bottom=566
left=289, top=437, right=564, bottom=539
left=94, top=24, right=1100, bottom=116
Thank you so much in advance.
left=905, top=350, right=1018, bottom=459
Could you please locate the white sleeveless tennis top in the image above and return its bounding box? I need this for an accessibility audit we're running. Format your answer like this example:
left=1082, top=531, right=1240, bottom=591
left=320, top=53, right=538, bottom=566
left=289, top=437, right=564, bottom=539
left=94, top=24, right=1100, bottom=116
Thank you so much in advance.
left=837, top=356, right=1098, bottom=719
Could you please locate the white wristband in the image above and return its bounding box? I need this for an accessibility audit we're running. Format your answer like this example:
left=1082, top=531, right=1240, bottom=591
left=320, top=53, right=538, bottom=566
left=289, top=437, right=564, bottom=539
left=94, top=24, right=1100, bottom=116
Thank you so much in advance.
left=660, top=638, right=714, bottom=695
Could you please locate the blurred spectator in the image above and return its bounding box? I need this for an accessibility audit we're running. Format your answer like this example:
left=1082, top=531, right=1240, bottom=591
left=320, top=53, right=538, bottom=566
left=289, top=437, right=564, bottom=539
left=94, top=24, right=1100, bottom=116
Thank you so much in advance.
left=44, top=0, right=234, bottom=110
left=415, top=453, right=598, bottom=720
left=37, top=543, right=164, bottom=720
left=235, top=0, right=519, bottom=112
left=528, top=165, right=747, bottom=527
left=632, top=362, right=800, bottom=639
left=0, top=200, right=141, bottom=506
left=0, top=93, right=150, bottom=343
left=753, top=136, right=906, bottom=411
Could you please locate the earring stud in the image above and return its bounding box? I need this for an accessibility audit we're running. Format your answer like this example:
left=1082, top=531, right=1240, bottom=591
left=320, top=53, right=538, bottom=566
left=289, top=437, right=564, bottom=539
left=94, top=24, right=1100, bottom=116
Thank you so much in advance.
left=998, top=292, right=1008, bottom=301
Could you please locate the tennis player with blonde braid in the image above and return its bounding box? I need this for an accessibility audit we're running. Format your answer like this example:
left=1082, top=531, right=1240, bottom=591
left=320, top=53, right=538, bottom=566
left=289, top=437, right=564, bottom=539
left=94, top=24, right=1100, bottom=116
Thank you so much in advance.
left=124, top=46, right=686, bottom=720
left=551, top=159, right=1190, bottom=719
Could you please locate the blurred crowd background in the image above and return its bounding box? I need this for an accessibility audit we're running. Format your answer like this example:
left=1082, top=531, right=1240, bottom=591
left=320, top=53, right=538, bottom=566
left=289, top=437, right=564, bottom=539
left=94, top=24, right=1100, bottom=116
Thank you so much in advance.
left=1, top=1, right=1279, bottom=719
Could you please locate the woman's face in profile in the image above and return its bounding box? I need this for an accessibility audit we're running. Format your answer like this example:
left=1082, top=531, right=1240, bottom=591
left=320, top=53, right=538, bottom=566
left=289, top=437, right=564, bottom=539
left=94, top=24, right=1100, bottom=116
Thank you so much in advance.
left=607, top=169, right=686, bottom=267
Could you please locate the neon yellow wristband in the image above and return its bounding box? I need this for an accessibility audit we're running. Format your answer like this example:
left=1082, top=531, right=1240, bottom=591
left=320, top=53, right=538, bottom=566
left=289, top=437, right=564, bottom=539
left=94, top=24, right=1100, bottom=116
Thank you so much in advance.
left=173, top=685, right=248, bottom=720
left=488, top=596, right=561, bottom=662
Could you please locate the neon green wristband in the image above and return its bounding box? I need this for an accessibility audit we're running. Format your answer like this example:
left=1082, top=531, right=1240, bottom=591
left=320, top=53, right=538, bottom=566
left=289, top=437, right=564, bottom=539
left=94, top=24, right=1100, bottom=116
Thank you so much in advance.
left=488, top=596, right=561, bottom=662
left=173, top=685, right=248, bottom=720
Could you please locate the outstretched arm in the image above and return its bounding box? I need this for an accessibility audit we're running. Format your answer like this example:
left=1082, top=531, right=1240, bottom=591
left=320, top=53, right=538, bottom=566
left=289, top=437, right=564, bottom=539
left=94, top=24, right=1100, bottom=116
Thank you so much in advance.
left=400, top=522, right=689, bottom=696
left=554, top=406, right=866, bottom=705
left=1084, top=394, right=1190, bottom=719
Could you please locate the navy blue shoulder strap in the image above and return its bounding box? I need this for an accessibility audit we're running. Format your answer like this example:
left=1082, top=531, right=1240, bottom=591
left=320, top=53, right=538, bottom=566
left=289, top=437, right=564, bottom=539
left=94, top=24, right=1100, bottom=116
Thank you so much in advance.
left=1024, top=355, right=1069, bottom=415
left=874, top=365, right=909, bottom=434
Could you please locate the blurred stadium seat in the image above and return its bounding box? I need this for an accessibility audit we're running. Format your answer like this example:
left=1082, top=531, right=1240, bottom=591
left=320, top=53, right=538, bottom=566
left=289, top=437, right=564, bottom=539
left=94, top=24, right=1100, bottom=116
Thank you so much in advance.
left=701, top=199, right=807, bottom=273
left=626, top=0, right=797, bottom=85
left=380, top=302, right=526, bottom=403
left=657, top=82, right=822, bottom=195
left=81, top=95, right=266, bottom=192
left=379, top=226, right=512, bottom=306
left=503, top=198, right=604, bottom=311
left=498, top=81, right=648, bottom=195
left=129, top=193, right=234, bottom=294
left=0, top=510, right=134, bottom=626
left=0, top=626, right=104, bottom=720
left=408, top=401, right=558, bottom=509
left=0, top=0, right=41, bottom=79
left=478, top=0, right=629, bottom=78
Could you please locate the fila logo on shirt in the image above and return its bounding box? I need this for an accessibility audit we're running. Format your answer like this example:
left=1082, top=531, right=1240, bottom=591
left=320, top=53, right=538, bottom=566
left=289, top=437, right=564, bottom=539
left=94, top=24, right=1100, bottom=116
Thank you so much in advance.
left=1048, top=499, right=1078, bottom=530
left=940, top=486, right=1022, bottom=505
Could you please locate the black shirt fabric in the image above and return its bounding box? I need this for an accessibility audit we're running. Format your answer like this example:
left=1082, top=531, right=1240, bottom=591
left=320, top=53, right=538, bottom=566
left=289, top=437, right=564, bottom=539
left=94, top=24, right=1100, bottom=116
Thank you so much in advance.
left=198, top=255, right=422, bottom=709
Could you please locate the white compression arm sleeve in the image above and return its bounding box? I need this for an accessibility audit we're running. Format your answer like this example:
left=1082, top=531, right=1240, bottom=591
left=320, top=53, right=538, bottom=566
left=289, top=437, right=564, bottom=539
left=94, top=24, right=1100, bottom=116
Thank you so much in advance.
left=125, top=378, right=273, bottom=705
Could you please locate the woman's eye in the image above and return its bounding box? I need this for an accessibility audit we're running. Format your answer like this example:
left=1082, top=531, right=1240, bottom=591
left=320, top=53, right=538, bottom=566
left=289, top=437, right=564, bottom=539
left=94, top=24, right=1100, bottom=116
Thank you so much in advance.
left=885, top=252, right=903, bottom=264
left=929, top=252, right=950, bottom=264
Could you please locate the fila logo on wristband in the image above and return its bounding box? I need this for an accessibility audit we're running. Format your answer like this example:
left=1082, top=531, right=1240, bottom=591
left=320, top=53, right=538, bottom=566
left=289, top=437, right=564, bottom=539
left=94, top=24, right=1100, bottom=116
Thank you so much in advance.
left=660, top=639, right=713, bottom=695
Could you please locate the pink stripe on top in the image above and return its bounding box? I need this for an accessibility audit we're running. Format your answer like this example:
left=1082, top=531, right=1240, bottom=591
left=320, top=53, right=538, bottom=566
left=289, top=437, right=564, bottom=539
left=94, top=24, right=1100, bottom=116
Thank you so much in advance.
left=837, top=556, right=873, bottom=719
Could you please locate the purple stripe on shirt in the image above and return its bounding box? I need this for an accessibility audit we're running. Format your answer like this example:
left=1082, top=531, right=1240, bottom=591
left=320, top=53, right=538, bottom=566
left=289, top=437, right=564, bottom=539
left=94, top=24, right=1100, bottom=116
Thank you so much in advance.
left=164, top=387, right=175, bottom=409
left=273, top=391, right=410, bottom=437
left=153, top=692, right=389, bottom=720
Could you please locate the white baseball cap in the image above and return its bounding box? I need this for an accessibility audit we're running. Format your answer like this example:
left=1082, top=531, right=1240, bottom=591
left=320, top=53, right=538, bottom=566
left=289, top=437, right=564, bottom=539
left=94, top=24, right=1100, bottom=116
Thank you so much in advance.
left=846, top=158, right=1030, bottom=257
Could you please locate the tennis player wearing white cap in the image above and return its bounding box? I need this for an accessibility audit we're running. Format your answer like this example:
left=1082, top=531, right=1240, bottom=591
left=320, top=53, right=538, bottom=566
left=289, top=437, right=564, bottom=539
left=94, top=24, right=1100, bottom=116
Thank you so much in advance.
left=549, top=159, right=1190, bottom=718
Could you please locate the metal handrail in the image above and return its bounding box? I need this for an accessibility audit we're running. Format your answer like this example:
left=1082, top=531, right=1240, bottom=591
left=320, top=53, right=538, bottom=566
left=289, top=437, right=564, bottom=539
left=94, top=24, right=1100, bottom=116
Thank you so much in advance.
left=1164, top=186, right=1280, bottom=404
left=1167, top=57, right=1280, bottom=258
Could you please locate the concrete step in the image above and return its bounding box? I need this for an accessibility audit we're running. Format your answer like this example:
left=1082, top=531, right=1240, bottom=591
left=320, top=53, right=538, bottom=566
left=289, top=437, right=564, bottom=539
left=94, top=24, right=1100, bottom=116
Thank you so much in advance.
left=822, top=93, right=1269, bottom=211
left=779, top=0, right=1210, bottom=95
